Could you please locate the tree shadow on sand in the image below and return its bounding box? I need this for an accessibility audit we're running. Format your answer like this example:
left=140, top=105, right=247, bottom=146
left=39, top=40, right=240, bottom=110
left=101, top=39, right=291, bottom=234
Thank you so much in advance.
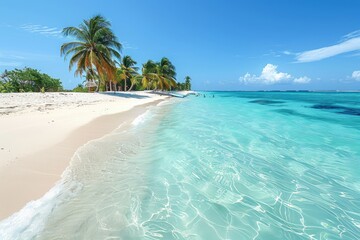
left=100, top=92, right=150, bottom=99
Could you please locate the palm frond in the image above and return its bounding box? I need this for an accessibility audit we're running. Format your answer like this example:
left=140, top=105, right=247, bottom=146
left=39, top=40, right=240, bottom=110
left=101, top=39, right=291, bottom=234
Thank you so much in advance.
left=69, top=51, right=85, bottom=71
left=61, top=15, right=122, bottom=85
left=60, top=42, right=84, bottom=56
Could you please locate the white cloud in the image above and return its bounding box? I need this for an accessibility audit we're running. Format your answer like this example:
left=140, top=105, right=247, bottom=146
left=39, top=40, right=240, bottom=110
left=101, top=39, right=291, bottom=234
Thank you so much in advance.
left=294, top=76, right=311, bottom=84
left=342, top=30, right=360, bottom=41
left=240, top=73, right=257, bottom=83
left=122, top=41, right=138, bottom=50
left=296, top=30, right=360, bottom=62
left=239, top=64, right=311, bottom=85
left=282, top=50, right=295, bottom=55
left=20, top=24, right=62, bottom=38
left=351, top=70, right=360, bottom=81
left=240, top=64, right=291, bottom=84
left=260, top=64, right=291, bottom=83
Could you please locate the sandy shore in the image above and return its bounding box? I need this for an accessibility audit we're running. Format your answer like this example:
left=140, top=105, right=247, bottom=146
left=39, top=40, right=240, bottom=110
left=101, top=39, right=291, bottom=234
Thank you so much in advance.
left=0, top=91, right=168, bottom=220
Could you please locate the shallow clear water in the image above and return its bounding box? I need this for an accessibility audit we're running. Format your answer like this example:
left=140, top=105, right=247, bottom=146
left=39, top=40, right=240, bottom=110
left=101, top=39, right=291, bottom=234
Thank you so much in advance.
left=1, top=92, right=360, bottom=239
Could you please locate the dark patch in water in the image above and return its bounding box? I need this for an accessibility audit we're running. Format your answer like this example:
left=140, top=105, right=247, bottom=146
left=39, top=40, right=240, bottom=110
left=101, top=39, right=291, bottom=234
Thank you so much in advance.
left=249, top=99, right=285, bottom=105
left=311, top=104, right=344, bottom=110
left=275, top=109, right=333, bottom=122
left=340, top=109, right=360, bottom=116
left=311, top=104, right=360, bottom=116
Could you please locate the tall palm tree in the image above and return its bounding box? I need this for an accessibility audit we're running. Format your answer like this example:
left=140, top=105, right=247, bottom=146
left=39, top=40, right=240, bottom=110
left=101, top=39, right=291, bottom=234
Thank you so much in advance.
left=157, top=57, right=177, bottom=90
left=115, top=68, right=125, bottom=91
left=60, top=15, right=122, bottom=91
left=118, top=56, right=138, bottom=91
left=185, top=76, right=191, bottom=90
left=128, top=75, right=142, bottom=91
left=141, top=58, right=177, bottom=91
left=141, top=60, right=158, bottom=90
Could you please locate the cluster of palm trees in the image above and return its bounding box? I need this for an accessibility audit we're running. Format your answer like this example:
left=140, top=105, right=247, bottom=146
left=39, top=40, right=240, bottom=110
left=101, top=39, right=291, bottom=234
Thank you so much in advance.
left=61, top=15, right=191, bottom=92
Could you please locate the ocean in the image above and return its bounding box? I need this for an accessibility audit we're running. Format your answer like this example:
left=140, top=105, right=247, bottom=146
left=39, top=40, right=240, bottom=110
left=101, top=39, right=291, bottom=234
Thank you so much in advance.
left=1, top=91, right=360, bottom=239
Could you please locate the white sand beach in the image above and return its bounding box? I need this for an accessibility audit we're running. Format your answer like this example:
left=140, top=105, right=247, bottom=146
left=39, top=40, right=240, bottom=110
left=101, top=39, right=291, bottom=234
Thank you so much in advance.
left=0, top=91, right=168, bottom=220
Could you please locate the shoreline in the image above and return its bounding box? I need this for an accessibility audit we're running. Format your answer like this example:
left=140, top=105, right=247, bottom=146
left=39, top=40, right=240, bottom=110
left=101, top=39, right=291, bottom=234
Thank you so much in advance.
left=0, top=92, right=168, bottom=220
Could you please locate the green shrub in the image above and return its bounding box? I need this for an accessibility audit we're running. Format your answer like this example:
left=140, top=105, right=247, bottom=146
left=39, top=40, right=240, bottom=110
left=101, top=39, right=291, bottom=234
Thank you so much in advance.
left=72, top=84, right=87, bottom=92
left=0, top=67, right=63, bottom=93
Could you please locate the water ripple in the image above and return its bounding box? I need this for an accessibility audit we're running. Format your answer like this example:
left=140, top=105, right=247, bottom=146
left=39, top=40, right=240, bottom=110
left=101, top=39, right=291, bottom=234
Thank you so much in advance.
left=3, top=92, right=359, bottom=239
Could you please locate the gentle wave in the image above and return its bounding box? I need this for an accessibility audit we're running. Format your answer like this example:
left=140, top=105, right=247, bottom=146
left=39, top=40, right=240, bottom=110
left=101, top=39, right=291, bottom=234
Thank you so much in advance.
left=132, top=109, right=151, bottom=126
left=0, top=103, right=169, bottom=239
left=0, top=169, right=82, bottom=240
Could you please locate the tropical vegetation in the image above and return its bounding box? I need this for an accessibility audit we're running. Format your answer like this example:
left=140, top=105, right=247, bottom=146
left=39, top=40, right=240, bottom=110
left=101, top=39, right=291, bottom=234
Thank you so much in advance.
left=60, top=14, right=122, bottom=92
left=141, top=57, right=177, bottom=90
left=60, top=15, right=192, bottom=92
left=0, top=15, right=192, bottom=94
left=0, top=67, right=63, bottom=93
left=185, top=76, right=191, bottom=90
left=72, top=84, right=88, bottom=92
left=116, top=55, right=139, bottom=91
left=174, top=76, right=192, bottom=91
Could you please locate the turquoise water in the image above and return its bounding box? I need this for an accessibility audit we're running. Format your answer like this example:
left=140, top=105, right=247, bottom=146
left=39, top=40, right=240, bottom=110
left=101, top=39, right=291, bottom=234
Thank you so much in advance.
left=1, top=92, right=360, bottom=239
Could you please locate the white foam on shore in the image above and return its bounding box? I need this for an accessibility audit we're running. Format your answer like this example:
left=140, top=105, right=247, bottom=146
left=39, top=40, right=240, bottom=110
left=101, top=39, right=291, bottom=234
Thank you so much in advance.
left=132, top=99, right=178, bottom=126
left=0, top=127, right=118, bottom=239
left=0, top=98, right=173, bottom=239
left=156, top=99, right=172, bottom=106
left=0, top=171, right=82, bottom=240
left=132, top=109, right=151, bottom=126
left=0, top=114, right=130, bottom=239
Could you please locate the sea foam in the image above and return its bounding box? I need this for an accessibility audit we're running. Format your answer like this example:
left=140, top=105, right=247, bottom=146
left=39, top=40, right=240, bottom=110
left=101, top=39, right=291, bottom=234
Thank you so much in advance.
left=0, top=171, right=82, bottom=240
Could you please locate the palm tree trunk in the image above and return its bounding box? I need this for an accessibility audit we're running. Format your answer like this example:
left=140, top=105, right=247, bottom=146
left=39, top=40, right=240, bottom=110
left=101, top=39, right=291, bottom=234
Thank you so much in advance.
left=124, top=79, right=127, bottom=91
left=109, top=81, right=112, bottom=91
left=128, top=82, right=135, bottom=91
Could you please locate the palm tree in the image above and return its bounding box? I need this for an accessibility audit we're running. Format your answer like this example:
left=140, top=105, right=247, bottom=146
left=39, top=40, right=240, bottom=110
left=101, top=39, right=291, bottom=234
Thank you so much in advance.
left=128, top=75, right=142, bottom=91
left=185, top=76, right=191, bottom=90
left=141, top=58, right=177, bottom=91
left=115, top=68, right=125, bottom=91
left=157, top=57, right=177, bottom=90
left=141, top=60, right=158, bottom=90
left=60, top=15, right=122, bottom=91
left=118, top=56, right=138, bottom=91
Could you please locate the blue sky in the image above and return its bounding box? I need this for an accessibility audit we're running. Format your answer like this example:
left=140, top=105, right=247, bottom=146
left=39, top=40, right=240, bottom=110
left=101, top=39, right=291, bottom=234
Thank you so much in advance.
left=1, top=0, right=360, bottom=91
